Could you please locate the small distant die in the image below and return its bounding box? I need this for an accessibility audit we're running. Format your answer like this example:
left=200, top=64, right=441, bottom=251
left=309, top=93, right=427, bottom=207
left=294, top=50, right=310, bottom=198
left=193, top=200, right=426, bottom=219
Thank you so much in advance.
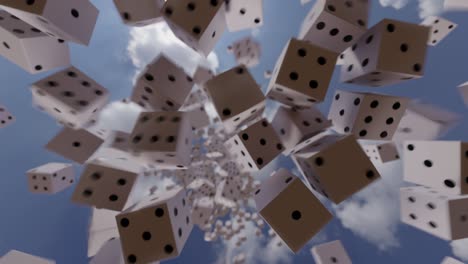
left=311, top=240, right=352, bottom=264
left=458, top=81, right=468, bottom=107
left=0, top=104, right=14, bottom=128
left=224, top=0, right=263, bottom=32
left=26, top=163, right=74, bottom=194
left=363, top=142, right=400, bottom=163
left=113, top=0, right=165, bottom=27
left=0, top=10, right=70, bottom=74
left=227, top=37, right=261, bottom=68
left=421, top=16, right=457, bottom=46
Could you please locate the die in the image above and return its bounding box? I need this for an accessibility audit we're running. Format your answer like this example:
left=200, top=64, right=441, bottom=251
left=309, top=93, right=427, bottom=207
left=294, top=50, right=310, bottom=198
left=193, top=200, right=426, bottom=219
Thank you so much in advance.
left=444, top=0, right=468, bottom=11
left=88, top=208, right=119, bottom=257
left=293, top=134, right=380, bottom=204
left=30, top=66, right=110, bottom=129
left=328, top=89, right=409, bottom=140
left=0, top=104, right=14, bottom=128
left=116, top=187, right=193, bottom=263
left=128, top=111, right=193, bottom=169
left=311, top=240, right=352, bottom=264
left=403, top=141, right=468, bottom=195
left=113, top=0, right=165, bottom=27
left=400, top=186, right=468, bottom=240
left=131, top=55, right=194, bottom=111
left=90, top=238, right=125, bottom=264
left=363, top=142, right=400, bottom=163
left=72, top=158, right=143, bottom=211
left=266, top=38, right=338, bottom=108
left=162, top=0, right=227, bottom=56
left=225, top=119, right=283, bottom=172
left=186, top=106, right=211, bottom=130
left=191, top=197, right=215, bottom=230
left=224, top=0, right=263, bottom=32
left=298, top=0, right=370, bottom=53
left=204, top=65, right=265, bottom=133
left=420, top=16, right=457, bottom=46
left=0, top=0, right=99, bottom=45
left=26, top=162, right=74, bottom=194
left=214, top=178, right=243, bottom=208
left=441, top=257, right=465, bottom=264
left=45, top=126, right=107, bottom=164
left=271, top=105, right=332, bottom=155
left=227, top=36, right=261, bottom=68
left=0, top=250, right=55, bottom=264
left=340, top=19, right=430, bottom=87
left=0, top=10, right=70, bottom=74
left=193, top=66, right=215, bottom=86
left=458, top=81, right=468, bottom=107
left=254, top=169, right=332, bottom=252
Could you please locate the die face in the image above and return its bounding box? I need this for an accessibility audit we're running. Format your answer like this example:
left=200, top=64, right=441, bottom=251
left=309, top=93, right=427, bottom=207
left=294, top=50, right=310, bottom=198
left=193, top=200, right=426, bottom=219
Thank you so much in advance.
left=186, top=106, right=210, bottom=130
left=0, top=0, right=99, bottom=45
left=256, top=172, right=332, bottom=253
left=27, top=173, right=52, bottom=193
left=113, top=0, right=165, bottom=26
left=162, top=0, right=226, bottom=56
left=90, top=238, right=125, bottom=264
left=27, top=163, right=74, bottom=194
left=225, top=0, right=263, bottom=32
left=45, top=127, right=105, bottom=164
left=253, top=169, right=296, bottom=211
left=72, top=159, right=140, bottom=211
left=400, top=187, right=468, bottom=240
left=421, top=16, right=457, bottom=46
left=364, top=143, right=399, bottom=163
left=131, top=79, right=178, bottom=111
left=31, top=66, right=109, bottom=129
left=403, top=141, right=468, bottom=195
left=0, top=105, right=14, bottom=128
left=225, top=119, right=283, bottom=171
left=267, top=39, right=337, bottom=107
left=117, top=188, right=193, bottom=263
left=311, top=240, right=352, bottom=264
left=192, top=67, right=214, bottom=85
left=295, top=135, right=380, bottom=204
left=88, top=228, right=120, bottom=258
left=230, top=37, right=261, bottom=68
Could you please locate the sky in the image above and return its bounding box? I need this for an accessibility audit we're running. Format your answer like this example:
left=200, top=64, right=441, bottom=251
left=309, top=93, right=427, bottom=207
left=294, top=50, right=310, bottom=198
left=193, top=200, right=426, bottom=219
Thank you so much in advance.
left=0, top=0, right=467, bottom=263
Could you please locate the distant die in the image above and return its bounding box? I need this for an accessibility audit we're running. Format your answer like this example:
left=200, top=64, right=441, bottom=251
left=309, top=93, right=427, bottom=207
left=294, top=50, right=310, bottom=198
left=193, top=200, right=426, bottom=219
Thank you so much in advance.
left=224, top=0, right=263, bottom=32
left=328, top=90, right=409, bottom=140
left=293, top=134, right=381, bottom=204
left=113, top=0, right=165, bottom=27
left=254, top=169, right=332, bottom=253
left=266, top=38, right=337, bottom=108
left=162, top=0, right=227, bottom=56
left=0, top=250, right=55, bottom=264
left=31, top=66, right=109, bottom=129
left=400, top=186, right=468, bottom=240
left=225, top=119, right=283, bottom=172
left=363, top=142, right=400, bottom=163
left=227, top=37, right=261, bottom=68
left=26, top=163, right=74, bottom=194
left=458, top=81, right=468, bottom=107
left=116, top=187, right=193, bottom=263
left=299, top=0, right=370, bottom=53
left=403, top=141, right=468, bottom=195
left=0, top=0, right=99, bottom=45
left=204, top=66, right=265, bottom=133
left=0, top=10, right=70, bottom=74
left=131, top=55, right=194, bottom=111
left=0, top=104, right=14, bottom=128
left=311, top=240, right=352, bottom=264
left=340, top=19, right=430, bottom=87
left=421, top=16, right=457, bottom=46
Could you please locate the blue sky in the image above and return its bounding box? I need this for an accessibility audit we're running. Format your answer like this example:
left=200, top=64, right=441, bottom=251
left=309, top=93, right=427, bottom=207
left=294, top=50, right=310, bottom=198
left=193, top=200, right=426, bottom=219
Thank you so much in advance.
left=0, top=0, right=467, bottom=263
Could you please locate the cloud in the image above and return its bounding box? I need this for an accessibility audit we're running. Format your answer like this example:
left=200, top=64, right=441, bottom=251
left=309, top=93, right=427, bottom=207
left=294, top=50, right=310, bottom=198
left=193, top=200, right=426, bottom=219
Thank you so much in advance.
left=95, top=100, right=143, bottom=133
left=333, top=161, right=404, bottom=251
left=126, top=22, right=219, bottom=79
left=418, top=0, right=444, bottom=18
left=451, top=239, right=468, bottom=262
left=379, top=0, right=409, bottom=10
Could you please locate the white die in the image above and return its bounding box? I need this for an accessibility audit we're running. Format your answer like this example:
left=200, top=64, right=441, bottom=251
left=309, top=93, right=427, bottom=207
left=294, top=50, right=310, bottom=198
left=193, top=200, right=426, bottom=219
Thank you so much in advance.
left=228, top=36, right=261, bottom=68
left=31, top=66, right=109, bottom=129
left=186, top=106, right=211, bottom=130
left=0, top=10, right=70, bottom=74
left=363, top=142, right=400, bottom=163
left=128, top=111, right=193, bottom=169
left=0, top=0, right=99, bottom=45
left=311, top=240, right=352, bottom=264
left=162, top=0, right=227, bottom=56
left=271, top=105, right=332, bottom=155
left=224, top=0, right=263, bottom=32
left=88, top=208, right=119, bottom=257
left=191, top=197, right=215, bottom=230
left=266, top=38, right=337, bottom=108
left=113, top=0, right=165, bottom=27
left=403, top=141, right=468, bottom=195
left=299, top=0, right=369, bottom=53
left=254, top=169, right=332, bottom=252
left=421, top=16, right=457, bottom=46
left=293, top=134, right=380, bottom=204
left=225, top=119, right=283, bottom=172
left=328, top=90, right=409, bottom=140
left=0, top=250, right=55, bottom=264
left=458, top=81, right=468, bottom=107
left=340, top=19, right=430, bottom=87
left=204, top=66, right=265, bottom=133
left=116, top=187, right=193, bottom=263
left=400, top=186, right=468, bottom=240
left=0, top=104, right=14, bottom=128
left=90, top=238, right=125, bottom=264
left=26, top=162, right=74, bottom=194
left=192, top=66, right=214, bottom=86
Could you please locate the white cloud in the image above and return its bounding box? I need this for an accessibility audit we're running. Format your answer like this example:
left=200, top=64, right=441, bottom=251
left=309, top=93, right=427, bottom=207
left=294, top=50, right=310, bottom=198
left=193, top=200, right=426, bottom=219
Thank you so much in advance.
left=127, top=22, right=219, bottom=79
left=451, top=238, right=468, bottom=262
left=379, top=0, right=409, bottom=9
left=95, top=100, right=143, bottom=133
left=333, top=161, right=404, bottom=251
left=418, top=0, right=444, bottom=18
